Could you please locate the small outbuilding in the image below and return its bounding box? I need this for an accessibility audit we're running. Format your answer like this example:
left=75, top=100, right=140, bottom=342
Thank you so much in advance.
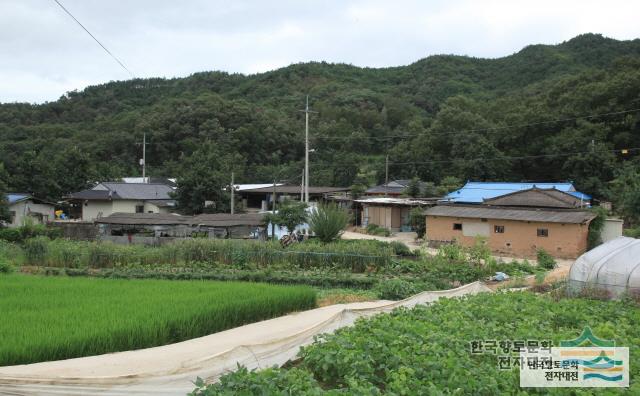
left=569, top=236, right=640, bottom=298
left=5, top=193, right=56, bottom=227
left=357, top=197, right=438, bottom=232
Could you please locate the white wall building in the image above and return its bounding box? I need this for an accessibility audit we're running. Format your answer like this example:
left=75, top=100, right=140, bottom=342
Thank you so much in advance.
left=5, top=193, right=56, bottom=227
left=66, top=182, right=176, bottom=221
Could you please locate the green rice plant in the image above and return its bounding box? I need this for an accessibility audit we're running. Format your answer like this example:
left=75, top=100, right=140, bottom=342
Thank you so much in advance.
left=0, top=274, right=316, bottom=366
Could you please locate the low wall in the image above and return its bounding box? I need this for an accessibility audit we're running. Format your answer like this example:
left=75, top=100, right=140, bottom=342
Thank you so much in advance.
left=97, top=235, right=183, bottom=246
left=50, top=222, right=98, bottom=240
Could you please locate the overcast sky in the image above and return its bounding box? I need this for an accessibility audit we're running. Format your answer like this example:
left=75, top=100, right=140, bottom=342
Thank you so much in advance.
left=1, top=0, right=639, bottom=104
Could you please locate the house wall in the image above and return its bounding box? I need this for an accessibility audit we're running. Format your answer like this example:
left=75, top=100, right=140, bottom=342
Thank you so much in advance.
left=82, top=200, right=170, bottom=221
left=425, top=215, right=590, bottom=259
left=7, top=201, right=55, bottom=227
left=602, top=218, right=623, bottom=243
left=363, top=205, right=405, bottom=231
left=82, top=201, right=114, bottom=221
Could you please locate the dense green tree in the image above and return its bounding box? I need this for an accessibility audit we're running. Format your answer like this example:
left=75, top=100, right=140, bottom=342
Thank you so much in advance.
left=173, top=142, right=244, bottom=215
left=0, top=33, right=638, bottom=206
left=265, top=200, right=308, bottom=234
left=609, top=161, right=640, bottom=225
left=0, top=163, right=10, bottom=223
left=404, top=177, right=422, bottom=198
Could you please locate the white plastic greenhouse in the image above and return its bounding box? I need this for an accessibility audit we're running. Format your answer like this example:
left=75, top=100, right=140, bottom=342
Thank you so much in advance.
left=568, top=236, right=640, bottom=298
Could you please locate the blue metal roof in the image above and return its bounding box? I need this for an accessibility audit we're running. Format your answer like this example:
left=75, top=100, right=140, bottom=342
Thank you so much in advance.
left=6, top=193, right=31, bottom=204
left=444, top=182, right=591, bottom=203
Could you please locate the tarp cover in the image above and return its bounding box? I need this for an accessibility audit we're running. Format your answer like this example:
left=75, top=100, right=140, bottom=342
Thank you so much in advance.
left=568, top=236, right=640, bottom=297
left=0, top=282, right=491, bottom=396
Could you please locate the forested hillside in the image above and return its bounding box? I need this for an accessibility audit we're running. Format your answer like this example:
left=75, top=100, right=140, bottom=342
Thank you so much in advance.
left=0, top=33, right=639, bottom=215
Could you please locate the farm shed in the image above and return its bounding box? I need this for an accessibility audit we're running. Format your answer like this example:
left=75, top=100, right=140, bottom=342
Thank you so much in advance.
left=569, top=236, right=640, bottom=298
left=192, top=213, right=267, bottom=239
left=95, top=212, right=267, bottom=242
left=95, top=213, right=190, bottom=239
left=5, top=193, right=56, bottom=227
left=357, top=197, right=437, bottom=231
left=238, top=185, right=350, bottom=211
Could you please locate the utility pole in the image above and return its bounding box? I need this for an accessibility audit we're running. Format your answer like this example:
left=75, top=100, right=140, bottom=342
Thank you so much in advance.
left=272, top=180, right=277, bottom=240
left=300, top=169, right=304, bottom=203
left=300, top=95, right=317, bottom=204
left=384, top=154, right=389, bottom=197
left=230, top=172, right=235, bottom=215
left=141, top=132, right=147, bottom=182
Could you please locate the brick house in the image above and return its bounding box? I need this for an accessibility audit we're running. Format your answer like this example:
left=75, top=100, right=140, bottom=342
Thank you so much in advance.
left=424, top=188, right=596, bottom=259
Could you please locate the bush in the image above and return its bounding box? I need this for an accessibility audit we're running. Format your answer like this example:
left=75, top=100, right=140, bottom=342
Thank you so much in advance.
left=0, top=224, right=61, bottom=243
left=409, top=207, right=426, bottom=239
left=23, top=237, right=50, bottom=265
left=0, top=258, right=14, bottom=274
left=365, top=224, right=391, bottom=237
left=389, top=241, right=412, bottom=257
left=308, top=203, right=349, bottom=243
left=536, top=248, right=556, bottom=270
left=623, top=226, right=640, bottom=238
left=374, top=279, right=422, bottom=300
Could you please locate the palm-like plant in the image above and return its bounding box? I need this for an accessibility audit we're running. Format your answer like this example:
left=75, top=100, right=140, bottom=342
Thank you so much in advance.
left=309, top=203, right=350, bottom=243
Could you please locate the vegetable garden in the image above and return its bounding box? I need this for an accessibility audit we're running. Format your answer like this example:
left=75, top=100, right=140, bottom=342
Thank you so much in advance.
left=0, top=275, right=315, bottom=366
left=192, top=292, right=640, bottom=395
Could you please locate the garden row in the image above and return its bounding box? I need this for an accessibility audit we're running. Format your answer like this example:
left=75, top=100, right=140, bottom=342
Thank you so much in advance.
left=192, top=292, right=640, bottom=395
left=0, top=274, right=315, bottom=366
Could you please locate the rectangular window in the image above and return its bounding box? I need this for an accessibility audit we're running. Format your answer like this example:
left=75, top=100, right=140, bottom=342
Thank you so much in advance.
left=135, top=205, right=144, bottom=213
left=494, top=225, right=505, bottom=233
left=453, top=223, right=462, bottom=230
left=537, top=228, right=549, bottom=237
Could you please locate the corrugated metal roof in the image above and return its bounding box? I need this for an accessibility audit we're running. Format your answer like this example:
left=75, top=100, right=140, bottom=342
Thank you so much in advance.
left=192, top=213, right=265, bottom=227
left=96, top=212, right=266, bottom=227
left=95, top=213, right=187, bottom=225
left=355, top=197, right=438, bottom=206
left=444, top=181, right=592, bottom=203
left=240, top=185, right=349, bottom=194
left=425, top=205, right=596, bottom=224
left=6, top=193, right=31, bottom=204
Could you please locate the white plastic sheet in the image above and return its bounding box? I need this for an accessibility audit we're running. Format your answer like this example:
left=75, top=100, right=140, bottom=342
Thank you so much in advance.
left=0, top=282, right=491, bottom=396
left=569, top=236, right=640, bottom=297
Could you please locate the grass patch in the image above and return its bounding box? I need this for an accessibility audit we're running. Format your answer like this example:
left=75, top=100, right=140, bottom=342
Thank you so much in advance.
left=0, top=274, right=315, bottom=366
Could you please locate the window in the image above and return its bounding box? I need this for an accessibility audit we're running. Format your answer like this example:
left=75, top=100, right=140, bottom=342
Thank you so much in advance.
left=135, top=205, right=144, bottom=213
left=453, top=223, right=462, bottom=230
left=537, top=228, right=549, bottom=237
left=494, top=225, right=505, bottom=233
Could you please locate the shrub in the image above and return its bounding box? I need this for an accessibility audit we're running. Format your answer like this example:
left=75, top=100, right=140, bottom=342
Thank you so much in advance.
left=308, top=203, right=349, bottom=243
left=23, top=237, right=50, bottom=265
left=366, top=224, right=391, bottom=237
left=389, top=241, right=412, bottom=257
left=0, top=258, right=14, bottom=274
left=409, top=207, right=426, bottom=239
left=0, top=228, right=21, bottom=243
left=587, top=206, right=608, bottom=249
left=374, top=279, right=422, bottom=300
left=536, top=248, right=556, bottom=270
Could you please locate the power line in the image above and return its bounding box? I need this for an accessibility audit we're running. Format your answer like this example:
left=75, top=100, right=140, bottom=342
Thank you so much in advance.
left=386, top=147, right=640, bottom=166
left=52, top=0, right=135, bottom=78
left=311, top=108, right=640, bottom=141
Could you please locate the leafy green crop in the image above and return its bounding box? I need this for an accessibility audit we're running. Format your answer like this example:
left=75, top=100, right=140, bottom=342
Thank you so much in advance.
left=196, top=292, right=640, bottom=395
left=0, top=274, right=315, bottom=366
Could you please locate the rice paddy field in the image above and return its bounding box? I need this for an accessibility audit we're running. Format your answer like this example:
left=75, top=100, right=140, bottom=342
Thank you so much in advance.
left=0, top=274, right=316, bottom=366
